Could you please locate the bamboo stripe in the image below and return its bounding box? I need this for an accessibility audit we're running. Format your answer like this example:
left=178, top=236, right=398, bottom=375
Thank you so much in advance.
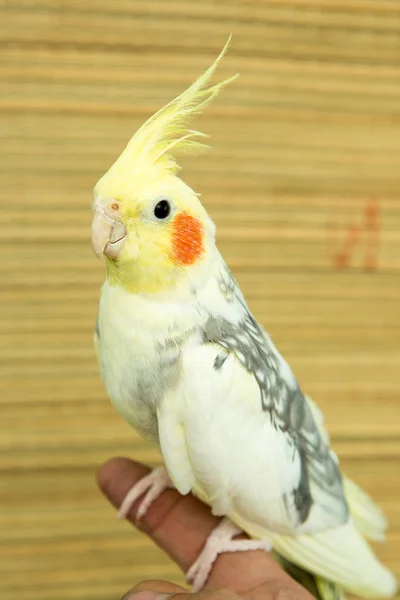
left=2, top=1, right=399, bottom=598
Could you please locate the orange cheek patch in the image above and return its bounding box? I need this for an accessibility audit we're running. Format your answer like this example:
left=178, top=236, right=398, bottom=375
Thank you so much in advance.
left=172, top=212, right=204, bottom=266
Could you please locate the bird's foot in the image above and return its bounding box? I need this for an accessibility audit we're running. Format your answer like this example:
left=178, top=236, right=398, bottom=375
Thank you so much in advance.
left=186, top=517, right=272, bottom=592
left=117, top=465, right=173, bottom=520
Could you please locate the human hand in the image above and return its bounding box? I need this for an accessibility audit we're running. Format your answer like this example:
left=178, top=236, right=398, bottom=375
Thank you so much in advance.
left=97, top=458, right=313, bottom=600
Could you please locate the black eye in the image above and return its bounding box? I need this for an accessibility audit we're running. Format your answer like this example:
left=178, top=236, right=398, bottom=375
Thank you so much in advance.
left=154, top=199, right=171, bottom=220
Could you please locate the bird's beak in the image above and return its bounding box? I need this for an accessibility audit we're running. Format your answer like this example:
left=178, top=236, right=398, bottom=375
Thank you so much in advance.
left=91, top=209, right=127, bottom=260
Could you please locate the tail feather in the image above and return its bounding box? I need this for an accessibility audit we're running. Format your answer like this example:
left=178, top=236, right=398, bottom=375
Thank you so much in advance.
left=315, top=577, right=346, bottom=600
left=270, top=522, right=397, bottom=598
left=305, top=395, right=389, bottom=541
left=277, top=554, right=345, bottom=600
left=343, top=476, right=388, bottom=542
left=231, top=394, right=395, bottom=598
left=276, top=553, right=321, bottom=598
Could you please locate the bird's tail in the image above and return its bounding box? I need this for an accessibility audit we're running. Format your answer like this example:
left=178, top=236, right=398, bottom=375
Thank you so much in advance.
left=272, top=395, right=395, bottom=599
left=269, top=465, right=396, bottom=598
left=277, top=554, right=345, bottom=600
left=314, top=577, right=345, bottom=600
left=295, top=473, right=389, bottom=600
left=343, top=475, right=388, bottom=542
left=271, top=520, right=396, bottom=598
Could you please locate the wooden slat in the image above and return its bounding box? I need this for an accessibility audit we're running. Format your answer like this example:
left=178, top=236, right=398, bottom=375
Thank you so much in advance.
left=1, top=1, right=399, bottom=598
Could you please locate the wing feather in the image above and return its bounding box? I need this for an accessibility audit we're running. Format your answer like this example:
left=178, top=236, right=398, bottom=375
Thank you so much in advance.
left=202, top=262, right=348, bottom=530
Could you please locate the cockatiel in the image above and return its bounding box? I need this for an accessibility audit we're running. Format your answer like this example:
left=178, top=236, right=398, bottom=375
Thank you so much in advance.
left=91, top=39, right=397, bottom=600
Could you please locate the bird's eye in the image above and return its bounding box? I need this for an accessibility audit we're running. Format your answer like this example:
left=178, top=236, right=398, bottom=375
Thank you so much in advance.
left=154, top=199, right=171, bottom=220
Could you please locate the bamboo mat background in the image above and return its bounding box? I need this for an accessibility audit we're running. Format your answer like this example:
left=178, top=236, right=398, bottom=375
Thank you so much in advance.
left=1, top=1, right=400, bottom=599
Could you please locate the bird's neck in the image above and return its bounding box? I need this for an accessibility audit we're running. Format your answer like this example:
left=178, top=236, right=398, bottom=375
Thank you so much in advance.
left=104, top=246, right=216, bottom=296
left=105, top=255, right=181, bottom=295
left=99, top=279, right=204, bottom=337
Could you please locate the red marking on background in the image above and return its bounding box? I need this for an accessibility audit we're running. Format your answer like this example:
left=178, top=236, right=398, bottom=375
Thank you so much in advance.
left=327, top=199, right=380, bottom=271
left=172, top=212, right=204, bottom=266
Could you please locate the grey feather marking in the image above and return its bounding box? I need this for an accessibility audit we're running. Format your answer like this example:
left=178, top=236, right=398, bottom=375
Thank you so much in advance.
left=214, top=352, right=228, bottom=371
left=124, top=334, right=185, bottom=440
left=204, top=264, right=349, bottom=528
left=218, top=265, right=237, bottom=302
left=285, top=448, right=313, bottom=524
left=130, top=332, right=185, bottom=410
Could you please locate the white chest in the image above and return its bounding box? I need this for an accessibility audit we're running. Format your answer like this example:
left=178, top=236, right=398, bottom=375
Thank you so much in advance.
left=99, top=305, right=159, bottom=440
left=97, top=282, right=202, bottom=441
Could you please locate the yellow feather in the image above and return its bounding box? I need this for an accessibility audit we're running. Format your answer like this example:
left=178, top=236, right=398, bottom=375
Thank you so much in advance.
left=95, top=36, right=238, bottom=200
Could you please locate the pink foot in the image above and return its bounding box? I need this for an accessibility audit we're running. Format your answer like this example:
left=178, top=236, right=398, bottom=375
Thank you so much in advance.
left=186, top=517, right=271, bottom=592
left=117, top=466, right=173, bottom=520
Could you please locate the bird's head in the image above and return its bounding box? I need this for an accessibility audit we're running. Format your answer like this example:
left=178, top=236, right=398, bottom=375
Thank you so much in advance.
left=92, top=172, right=216, bottom=294
left=91, top=39, right=237, bottom=295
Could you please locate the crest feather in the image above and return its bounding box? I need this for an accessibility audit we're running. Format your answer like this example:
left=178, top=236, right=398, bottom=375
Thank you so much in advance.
left=101, top=36, right=238, bottom=185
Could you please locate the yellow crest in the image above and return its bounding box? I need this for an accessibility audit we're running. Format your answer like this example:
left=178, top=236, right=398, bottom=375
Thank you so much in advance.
left=95, top=36, right=238, bottom=195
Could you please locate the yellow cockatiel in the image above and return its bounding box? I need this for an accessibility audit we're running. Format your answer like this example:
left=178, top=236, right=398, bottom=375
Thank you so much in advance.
left=91, top=39, right=397, bottom=600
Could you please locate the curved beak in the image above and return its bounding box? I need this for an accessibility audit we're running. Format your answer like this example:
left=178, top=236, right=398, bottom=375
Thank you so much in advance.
left=91, top=210, right=127, bottom=260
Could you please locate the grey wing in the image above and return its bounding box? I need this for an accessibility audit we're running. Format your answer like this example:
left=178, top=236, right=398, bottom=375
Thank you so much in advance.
left=203, top=264, right=349, bottom=530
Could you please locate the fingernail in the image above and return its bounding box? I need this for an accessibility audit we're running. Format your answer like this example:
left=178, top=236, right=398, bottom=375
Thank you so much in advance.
left=123, top=592, right=172, bottom=600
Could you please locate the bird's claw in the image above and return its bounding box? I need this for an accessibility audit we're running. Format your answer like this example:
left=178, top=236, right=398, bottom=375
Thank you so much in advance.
left=186, top=517, right=271, bottom=592
left=117, top=466, right=173, bottom=520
